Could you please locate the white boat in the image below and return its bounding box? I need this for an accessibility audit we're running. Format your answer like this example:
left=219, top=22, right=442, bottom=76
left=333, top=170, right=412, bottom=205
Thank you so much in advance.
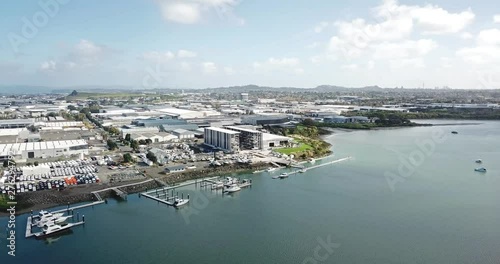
left=173, top=198, right=189, bottom=208
left=35, top=224, right=73, bottom=238
left=475, top=167, right=487, bottom=172
left=475, top=159, right=482, bottom=163
left=224, top=184, right=241, bottom=193
left=267, top=167, right=277, bottom=172
left=309, top=158, right=316, bottom=164
left=37, top=215, right=73, bottom=227
left=279, top=173, right=289, bottom=179
left=211, top=181, right=224, bottom=190
left=35, top=210, right=65, bottom=221
left=299, top=168, right=307, bottom=173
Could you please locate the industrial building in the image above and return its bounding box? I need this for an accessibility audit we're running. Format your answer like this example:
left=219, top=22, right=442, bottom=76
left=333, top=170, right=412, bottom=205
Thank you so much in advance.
left=225, top=126, right=263, bottom=150
left=204, top=127, right=240, bottom=152
left=0, top=139, right=89, bottom=161
left=242, top=115, right=290, bottom=125
left=261, top=133, right=293, bottom=150
left=0, top=119, right=34, bottom=129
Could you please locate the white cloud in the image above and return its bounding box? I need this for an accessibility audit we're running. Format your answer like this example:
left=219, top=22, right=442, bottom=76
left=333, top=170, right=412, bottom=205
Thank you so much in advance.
left=367, top=60, right=375, bottom=69
left=306, top=42, right=321, bottom=49
left=224, top=66, right=235, bottom=75
left=294, top=68, right=305, bottom=74
left=372, top=39, right=437, bottom=60
left=40, top=60, right=57, bottom=72
left=341, top=64, right=358, bottom=70
left=267, top=57, right=300, bottom=67
left=180, top=62, right=191, bottom=71
left=202, top=62, right=217, bottom=73
left=494, top=15, right=500, bottom=23
left=460, top=32, right=473, bottom=39
left=390, top=58, right=425, bottom=69
left=157, top=0, right=241, bottom=24
left=314, top=22, right=329, bottom=33
left=457, top=29, right=500, bottom=64
left=177, top=49, right=197, bottom=58
left=310, top=56, right=321, bottom=64
left=139, top=51, right=175, bottom=62
left=326, top=0, right=473, bottom=60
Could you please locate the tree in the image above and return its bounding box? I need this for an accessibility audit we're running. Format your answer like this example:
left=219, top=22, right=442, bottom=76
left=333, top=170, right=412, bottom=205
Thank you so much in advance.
left=69, top=90, right=78, bottom=96
left=107, top=140, right=118, bottom=151
left=47, top=112, right=58, bottom=117
left=302, top=118, right=316, bottom=127
left=146, top=152, right=158, bottom=164
left=123, top=153, right=134, bottom=164
left=138, top=139, right=147, bottom=145
left=145, top=139, right=153, bottom=145
left=125, top=134, right=131, bottom=142
left=34, top=161, right=39, bottom=166
left=108, top=126, right=120, bottom=135
left=67, top=105, right=77, bottom=111
left=130, top=140, right=139, bottom=151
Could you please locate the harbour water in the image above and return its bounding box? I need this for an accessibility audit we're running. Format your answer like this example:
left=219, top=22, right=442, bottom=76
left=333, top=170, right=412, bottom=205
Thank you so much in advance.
left=2, top=120, right=500, bottom=263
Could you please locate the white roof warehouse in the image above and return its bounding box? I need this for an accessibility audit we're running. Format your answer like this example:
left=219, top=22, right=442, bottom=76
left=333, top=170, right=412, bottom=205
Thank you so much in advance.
left=0, top=139, right=89, bottom=161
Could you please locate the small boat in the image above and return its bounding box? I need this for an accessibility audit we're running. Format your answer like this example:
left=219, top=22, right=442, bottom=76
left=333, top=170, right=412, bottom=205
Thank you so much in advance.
left=475, top=159, right=482, bottom=163
left=309, top=158, right=316, bottom=164
left=279, top=173, right=289, bottom=179
left=34, top=210, right=65, bottom=221
left=267, top=167, right=277, bottom=172
left=451, top=131, right=458, bottom=134
left=173, top=198, right=189, bottom=208
left=475, top=167, right=487, bottom=172
left=299, top=168, right=307, bottom=173
left=35, top=215, right=73, bottom=227
left=252, top=170, right=264, bottom=174
left=224, top=184, right=241, bottom=193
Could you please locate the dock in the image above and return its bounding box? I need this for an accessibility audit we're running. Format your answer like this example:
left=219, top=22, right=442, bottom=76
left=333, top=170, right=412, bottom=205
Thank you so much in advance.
left=112, top=188, right=127, bottom=200
left=275, top=156, right=352, bottom=178
left=25, top=217, right=85, bottom=238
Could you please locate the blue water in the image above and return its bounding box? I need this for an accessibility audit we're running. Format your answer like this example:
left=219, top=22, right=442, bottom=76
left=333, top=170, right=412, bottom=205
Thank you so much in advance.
left=2, top=121, right=500, bottom=263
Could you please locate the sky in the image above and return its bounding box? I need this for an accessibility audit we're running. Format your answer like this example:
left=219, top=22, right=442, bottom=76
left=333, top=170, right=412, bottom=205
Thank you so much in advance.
left=1, top=0, right=500, bottom=89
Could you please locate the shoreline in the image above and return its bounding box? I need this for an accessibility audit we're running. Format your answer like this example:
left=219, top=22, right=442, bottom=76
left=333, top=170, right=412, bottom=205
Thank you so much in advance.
left=0, top=162, right=272, bottom=217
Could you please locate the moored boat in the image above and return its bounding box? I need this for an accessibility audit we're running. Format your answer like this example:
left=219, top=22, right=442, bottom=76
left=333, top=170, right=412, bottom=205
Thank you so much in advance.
left=224, top=184, right=241, bottom=193
left=173, top=198, right=189, bottom=208
left=279, top=173, right=289, bottom=179
left=474, top=167, right=487, bottom=172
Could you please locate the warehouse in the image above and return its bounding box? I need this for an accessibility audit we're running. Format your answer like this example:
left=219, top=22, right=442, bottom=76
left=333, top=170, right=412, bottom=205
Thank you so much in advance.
left=0, top=139, right=89, bottom=161
left=225, top=126, right=263, bottom=150
left=262, top=133, right=293, bottom=150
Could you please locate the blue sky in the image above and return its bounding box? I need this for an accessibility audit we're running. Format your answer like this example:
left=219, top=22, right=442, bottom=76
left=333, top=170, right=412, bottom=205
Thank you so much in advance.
left=1, top=0, right=500, bottom=89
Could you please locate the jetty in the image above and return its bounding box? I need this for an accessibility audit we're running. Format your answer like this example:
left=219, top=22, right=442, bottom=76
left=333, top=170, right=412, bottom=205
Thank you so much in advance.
left=275, top=156, right=352, bottom=178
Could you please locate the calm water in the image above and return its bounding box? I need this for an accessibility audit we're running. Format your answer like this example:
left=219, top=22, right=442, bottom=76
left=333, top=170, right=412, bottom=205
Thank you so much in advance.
left=2, top=121, right=500, bottom=263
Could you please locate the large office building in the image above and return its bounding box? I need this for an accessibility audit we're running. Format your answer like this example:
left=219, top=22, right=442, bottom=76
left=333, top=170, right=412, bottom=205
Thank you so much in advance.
left=0, top=139, right=89, bottom=161
left=204, top=127, right=240, bottom=152
left=224, top=126, right=263, bottom=150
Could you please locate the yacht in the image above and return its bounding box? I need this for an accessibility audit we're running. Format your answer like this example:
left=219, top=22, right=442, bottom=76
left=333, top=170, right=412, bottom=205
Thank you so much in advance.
left=35, top=224, right=73, bottom=238
left=475, top=159, right=482, bottom=163
left=475, top=167, right=487, bottom=172
left=224, top=184, right=241, bottom=193
left=34, top=210, right=65, bottom=221
left=173, top=198, right=189, bottom=208
left=211, top=181, right=224, bottom=190
left=279, top=173, right=289, bottom=179
left=38, top=215, right=73, bottom=227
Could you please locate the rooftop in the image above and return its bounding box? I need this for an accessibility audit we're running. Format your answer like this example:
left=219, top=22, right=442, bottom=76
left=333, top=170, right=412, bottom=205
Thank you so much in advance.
left=205, top=127, right=240, bottom=134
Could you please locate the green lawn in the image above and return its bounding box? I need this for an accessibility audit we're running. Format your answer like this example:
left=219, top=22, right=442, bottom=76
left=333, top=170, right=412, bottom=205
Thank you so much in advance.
left=0, top=194, right=9, bottom=210
left=276, top=143, right=312, bottom=155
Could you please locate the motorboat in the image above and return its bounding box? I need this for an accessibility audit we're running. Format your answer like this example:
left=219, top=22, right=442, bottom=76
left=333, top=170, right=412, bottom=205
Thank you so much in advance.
left=475, top=167, right=487, bottom=172
left=299, top=168, right=307, bottom=173
left=37, top=215, right=73, bottom=227
left=173, top=198, right=189, bottom=208
left=267, top=167, right=277, bottom=172
left=35, top=224, right=72, bottom=238
left=35, top=210, right=65, bottom=221
left=211, top=181, right=224, bottom=190
left=451, top=131, right=458, bottom=134
left=309, top=158, right=316, bottom=164
left=475, top=159, right=482, bottom=163
left=224, top=184, right=241, bottom=193
left=279, top=173, right=289, bottom=179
